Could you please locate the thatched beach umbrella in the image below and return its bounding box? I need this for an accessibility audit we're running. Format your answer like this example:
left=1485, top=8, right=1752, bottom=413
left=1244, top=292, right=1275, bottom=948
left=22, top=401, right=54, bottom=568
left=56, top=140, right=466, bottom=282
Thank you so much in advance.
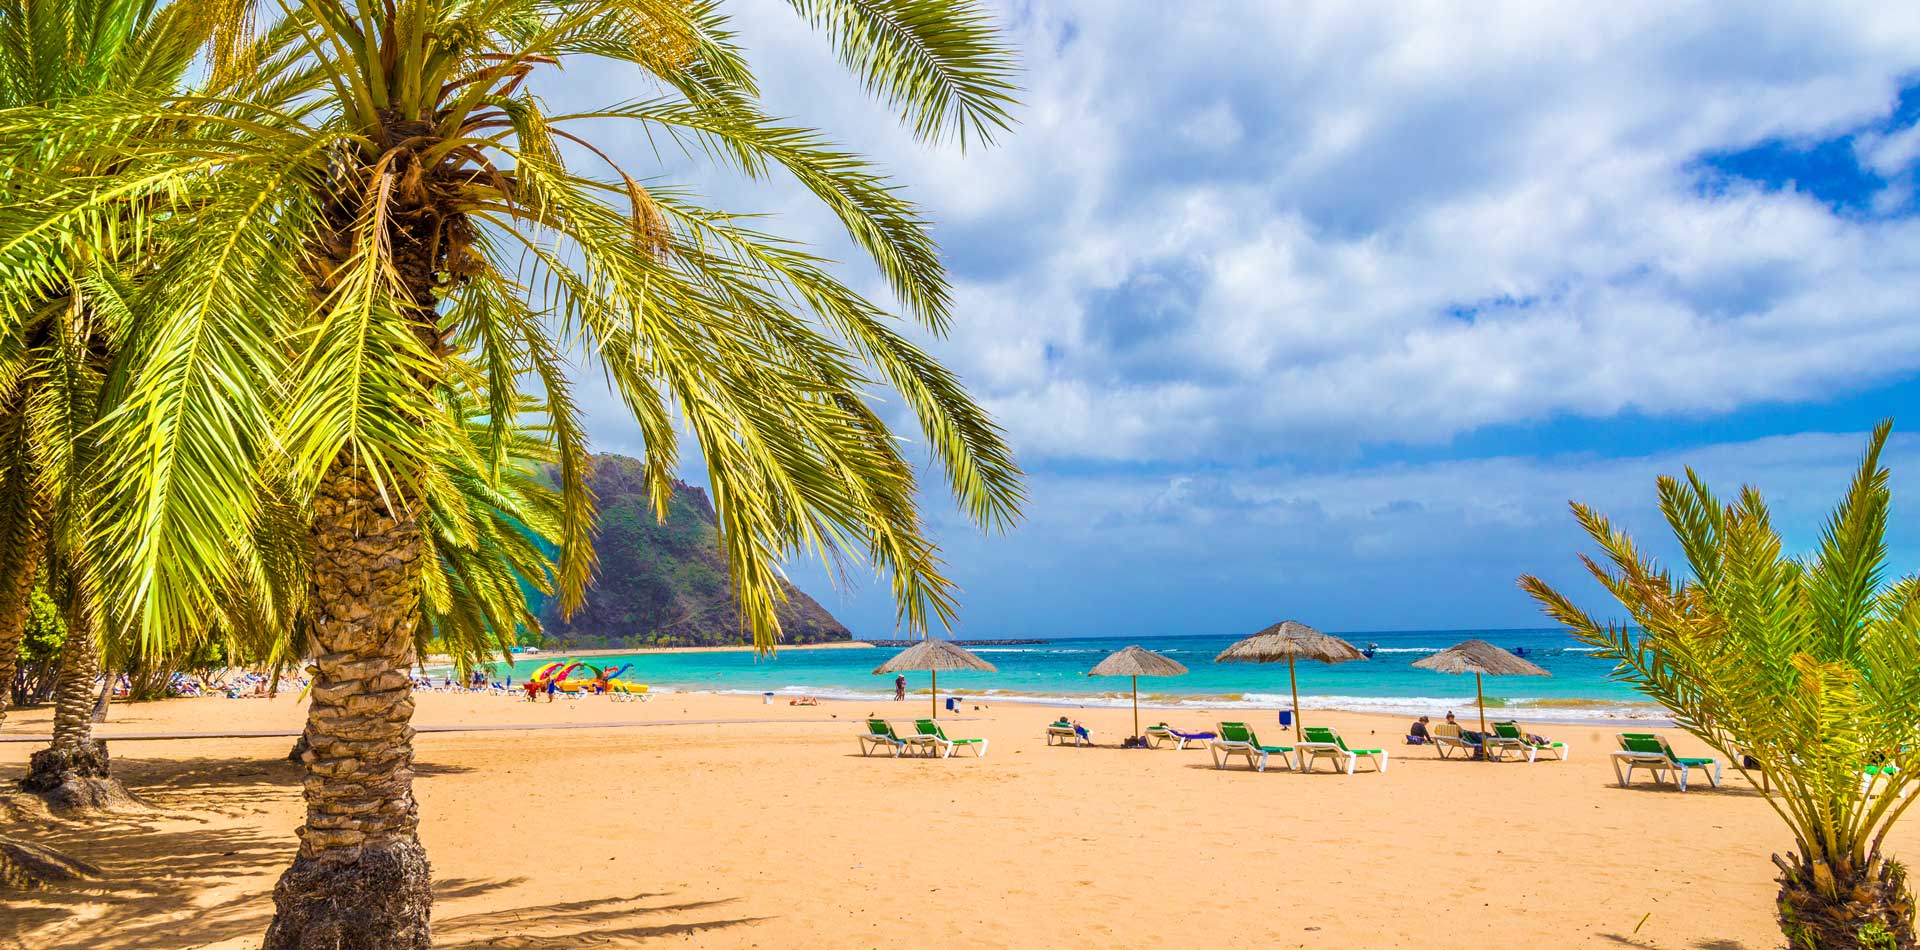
left=1411, top=638, right=1550, bottom=740
left=873, top=639, right=998, bottom=719
left=1214, top=620, right=1365, bottom=741
left=1087, top=646, right=1190, bottom=739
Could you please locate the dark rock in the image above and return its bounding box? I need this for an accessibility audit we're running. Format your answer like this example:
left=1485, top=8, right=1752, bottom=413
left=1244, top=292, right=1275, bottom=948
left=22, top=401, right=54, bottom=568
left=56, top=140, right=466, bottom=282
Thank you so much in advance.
left=536, top=455, right=853, bottom=647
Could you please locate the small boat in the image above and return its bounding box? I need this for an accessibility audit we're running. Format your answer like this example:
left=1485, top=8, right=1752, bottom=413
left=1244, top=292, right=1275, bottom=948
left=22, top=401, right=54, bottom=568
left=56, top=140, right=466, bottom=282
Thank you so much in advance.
left=1510, top=646, right=1530, bottom=657
left=1361, top=642, right=1378, bottom=659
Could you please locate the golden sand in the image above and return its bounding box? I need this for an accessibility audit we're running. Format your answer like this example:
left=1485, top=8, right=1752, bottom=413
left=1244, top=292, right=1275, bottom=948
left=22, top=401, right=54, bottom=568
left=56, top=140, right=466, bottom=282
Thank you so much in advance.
left=0, top=688, right=1858, bottom=948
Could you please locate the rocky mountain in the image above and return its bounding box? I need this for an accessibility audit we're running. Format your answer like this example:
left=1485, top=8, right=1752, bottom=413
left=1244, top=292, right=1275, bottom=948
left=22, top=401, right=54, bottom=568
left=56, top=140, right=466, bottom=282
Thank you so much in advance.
left=535, top=454, right=852, bottom=647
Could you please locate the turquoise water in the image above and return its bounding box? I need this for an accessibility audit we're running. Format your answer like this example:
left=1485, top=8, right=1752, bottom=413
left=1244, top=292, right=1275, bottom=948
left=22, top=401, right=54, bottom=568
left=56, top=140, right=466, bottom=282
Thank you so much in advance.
left=476, top=628, right=1664, bottom=721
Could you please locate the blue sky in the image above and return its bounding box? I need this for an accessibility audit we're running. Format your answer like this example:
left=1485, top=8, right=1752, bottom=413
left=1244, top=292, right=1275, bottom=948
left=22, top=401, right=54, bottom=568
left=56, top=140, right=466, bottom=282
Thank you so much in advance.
left=552, top=2, right=1920, bottom=638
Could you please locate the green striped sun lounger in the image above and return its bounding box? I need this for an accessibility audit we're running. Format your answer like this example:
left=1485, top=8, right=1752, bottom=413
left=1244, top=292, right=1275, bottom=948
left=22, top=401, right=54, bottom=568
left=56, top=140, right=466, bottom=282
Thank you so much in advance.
left=915, top=720, right=988, bottom=758
left=1488, top=721, right=1570, bottom=763
left=1297, top=726, right=1388, bottom=774
left=1610, top=733, right=1718, bottom=791
left=1209, top=721, right=1294, bottom=772
left=860, top=719, right=935, bottom=757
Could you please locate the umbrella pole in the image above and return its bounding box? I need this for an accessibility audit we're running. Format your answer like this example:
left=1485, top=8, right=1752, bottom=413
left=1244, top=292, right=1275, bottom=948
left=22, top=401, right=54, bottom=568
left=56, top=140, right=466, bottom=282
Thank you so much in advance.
left=1289, top=655, right=1301, bottom=742
left=1132, top=675, right=1139, bottom=739
left=932, top=669, right=938, bottom=719
left=1476, top=672, right=1487, bottom=757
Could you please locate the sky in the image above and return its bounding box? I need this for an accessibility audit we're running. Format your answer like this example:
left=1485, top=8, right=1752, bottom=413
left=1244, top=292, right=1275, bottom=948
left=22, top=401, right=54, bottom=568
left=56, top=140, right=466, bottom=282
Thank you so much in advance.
left=544, top=2, right=1920, bottom=638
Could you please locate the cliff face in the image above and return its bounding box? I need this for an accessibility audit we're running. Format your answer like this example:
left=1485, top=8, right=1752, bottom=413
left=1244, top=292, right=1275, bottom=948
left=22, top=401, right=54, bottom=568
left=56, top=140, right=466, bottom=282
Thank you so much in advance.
left=537, top=454, right=852, bottom=647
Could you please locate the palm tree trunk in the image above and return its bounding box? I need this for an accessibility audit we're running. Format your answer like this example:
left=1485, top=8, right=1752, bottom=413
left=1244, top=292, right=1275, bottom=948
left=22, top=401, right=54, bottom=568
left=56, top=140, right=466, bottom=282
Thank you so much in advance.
left=1775, top=851, right=1916, bottom=949
left=22, top=596, right=119, bottom=809
left=265, top=463, right=431, bottom=950
left=0, top=515, right=43, bottom=730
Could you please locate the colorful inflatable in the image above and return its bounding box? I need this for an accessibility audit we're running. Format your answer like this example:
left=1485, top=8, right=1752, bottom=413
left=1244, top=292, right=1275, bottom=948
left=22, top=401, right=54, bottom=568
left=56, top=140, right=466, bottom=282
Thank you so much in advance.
left=518, top=660, right=650, bottom=698
left=522, top=661, right=582, bottom=700
left=555, top=663, right=648, bottom=695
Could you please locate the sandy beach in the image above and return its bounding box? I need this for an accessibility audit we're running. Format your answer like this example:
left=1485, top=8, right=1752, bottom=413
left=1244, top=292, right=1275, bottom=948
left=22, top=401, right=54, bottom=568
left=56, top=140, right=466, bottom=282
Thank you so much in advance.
left=0, top=688, right=1839, bottom=949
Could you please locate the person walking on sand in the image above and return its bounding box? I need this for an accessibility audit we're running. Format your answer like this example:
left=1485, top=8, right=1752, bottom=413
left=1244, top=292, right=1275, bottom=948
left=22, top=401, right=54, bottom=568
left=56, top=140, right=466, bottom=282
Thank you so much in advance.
left=894, top=674, right=907, bottom=701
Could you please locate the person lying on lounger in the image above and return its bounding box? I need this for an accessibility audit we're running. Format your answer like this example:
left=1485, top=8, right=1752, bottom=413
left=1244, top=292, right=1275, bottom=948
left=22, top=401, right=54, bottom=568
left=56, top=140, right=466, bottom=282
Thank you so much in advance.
left=1051, top=717, right=1092, bottom=741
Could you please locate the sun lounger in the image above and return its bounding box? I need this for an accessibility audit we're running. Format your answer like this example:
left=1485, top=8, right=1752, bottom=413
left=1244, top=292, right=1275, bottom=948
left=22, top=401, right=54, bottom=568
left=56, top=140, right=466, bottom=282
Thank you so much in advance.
left=1488, top=721, right=1570, bottom=762
left=861, top=719, right=935, bottom=757
left=915, top=720, right=988, bottom=758
left=1047, top=720, right=1091, bottom=746
left=1428, top=722, right=1480, bottom=759
left=1144, top=723, right=1215, bottom=750
left=1296, top=726, right=1388, bottom=774
left=1209, top=721, right=1294, bottom=772
left=1610, top=733, right=1719, bottom=791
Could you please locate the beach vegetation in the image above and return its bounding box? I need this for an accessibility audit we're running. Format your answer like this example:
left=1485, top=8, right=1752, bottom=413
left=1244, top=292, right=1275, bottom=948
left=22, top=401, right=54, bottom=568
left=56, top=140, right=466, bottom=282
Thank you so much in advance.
left=1522, top=421, right=1920, bottom=949
left=7, top=586, right=67, bottom=710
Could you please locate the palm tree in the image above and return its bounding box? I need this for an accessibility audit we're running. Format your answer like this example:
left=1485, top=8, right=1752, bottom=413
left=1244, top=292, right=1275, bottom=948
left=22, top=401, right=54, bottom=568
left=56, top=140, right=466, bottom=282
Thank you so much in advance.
left=1521, top=422, right=1920, bottom=948
left=0, top=0, right=215, bottom=809
left=3, top=2, right=1020, bottom=944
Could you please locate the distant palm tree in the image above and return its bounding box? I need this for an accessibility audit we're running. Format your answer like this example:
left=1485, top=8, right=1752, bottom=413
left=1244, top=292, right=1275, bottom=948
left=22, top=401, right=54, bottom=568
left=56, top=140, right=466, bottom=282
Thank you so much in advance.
left=2, top=1, right=1020, bottom=945
left=1522, top=421, right=1920, bottom=949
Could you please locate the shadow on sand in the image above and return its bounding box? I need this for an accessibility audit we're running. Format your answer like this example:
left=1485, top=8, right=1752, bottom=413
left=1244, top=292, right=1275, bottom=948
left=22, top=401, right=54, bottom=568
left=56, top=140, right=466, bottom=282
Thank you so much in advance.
left=436, top=890, right=769, bottom=947
left=1, top=753, right=764, bottom=949
left=1598, top=934, right=1752, bottom=950
left=0, top=753, right=305, bottom=949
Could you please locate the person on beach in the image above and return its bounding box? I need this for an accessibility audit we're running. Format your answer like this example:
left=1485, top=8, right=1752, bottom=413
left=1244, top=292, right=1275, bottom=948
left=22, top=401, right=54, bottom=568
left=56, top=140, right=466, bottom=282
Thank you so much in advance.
left=894, top=675, right=907, bottom=701
left=1407, top=715, right=1431, bottom=744
left=545, top=678, right=558, bottom=702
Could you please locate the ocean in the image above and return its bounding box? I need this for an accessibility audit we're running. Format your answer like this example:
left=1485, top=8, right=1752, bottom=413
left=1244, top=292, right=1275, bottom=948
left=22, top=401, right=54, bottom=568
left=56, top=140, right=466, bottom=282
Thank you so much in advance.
left=476, top=627, right=1666, bottom=721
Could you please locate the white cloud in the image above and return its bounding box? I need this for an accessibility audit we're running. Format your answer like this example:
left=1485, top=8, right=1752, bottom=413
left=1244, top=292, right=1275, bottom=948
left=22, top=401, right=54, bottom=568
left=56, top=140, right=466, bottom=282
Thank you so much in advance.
left=548, top=2, right=1920, bottom=465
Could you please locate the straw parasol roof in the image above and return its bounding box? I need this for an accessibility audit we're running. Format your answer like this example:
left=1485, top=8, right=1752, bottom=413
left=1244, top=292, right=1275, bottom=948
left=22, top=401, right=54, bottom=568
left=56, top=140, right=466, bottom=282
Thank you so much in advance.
left=1411, top=638, right=1549, bottom=745
left=1088, top=646, right=1189, bottom=740
left=1213, top=620, right=1365, bottom=664
left=1412, top=639, right=1549, bottom=677
left=1088, top=646, right=1189, bottom=678
left=1213, top=620, right=1365, bottom=741
left=872, top=639, right=996, bottom=719
left=872, top=639, right=998, bottom=674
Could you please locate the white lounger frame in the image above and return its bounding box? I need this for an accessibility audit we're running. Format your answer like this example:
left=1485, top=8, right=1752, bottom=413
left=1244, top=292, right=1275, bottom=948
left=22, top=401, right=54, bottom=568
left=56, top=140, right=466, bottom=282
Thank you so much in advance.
left=1295, top=742, right=1388, bottom=775
left=1210, top=740, right=1291, bottom=772
left=1145, top=727, right=1209, bottom=751
left=1046, top=725, right=1090, bottom=747
left=1609, top=751, right=1719, bottom=791
left=926, top=735, right=989, bottom=758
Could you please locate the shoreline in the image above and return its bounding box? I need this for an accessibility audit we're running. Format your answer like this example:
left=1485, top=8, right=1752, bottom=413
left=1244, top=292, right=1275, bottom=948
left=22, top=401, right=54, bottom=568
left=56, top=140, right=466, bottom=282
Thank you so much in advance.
left=592, top=683, right=1674, bottom=725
